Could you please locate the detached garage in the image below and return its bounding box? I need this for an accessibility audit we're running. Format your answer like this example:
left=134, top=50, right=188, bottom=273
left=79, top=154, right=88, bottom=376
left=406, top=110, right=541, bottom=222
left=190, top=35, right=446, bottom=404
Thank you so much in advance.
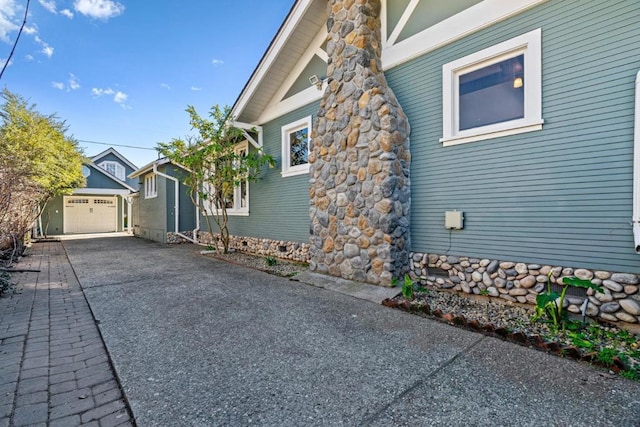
left=63, top=196, right=118, bottom=234
left=40, top=148, right=138, bottom=236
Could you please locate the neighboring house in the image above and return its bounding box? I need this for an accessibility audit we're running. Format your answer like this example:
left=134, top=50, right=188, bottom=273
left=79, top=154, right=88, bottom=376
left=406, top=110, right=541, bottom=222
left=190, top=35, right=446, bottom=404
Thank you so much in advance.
left=179, top=0, right=640, bottom=324
left=41, top=148, right=137, bottom=235
left=129, top=158, right=197, bottom=244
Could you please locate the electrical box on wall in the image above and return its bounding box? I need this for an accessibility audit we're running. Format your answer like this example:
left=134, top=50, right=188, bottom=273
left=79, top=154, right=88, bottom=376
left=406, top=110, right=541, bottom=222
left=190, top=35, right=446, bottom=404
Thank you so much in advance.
left=445, top=210, right=464, bottom=230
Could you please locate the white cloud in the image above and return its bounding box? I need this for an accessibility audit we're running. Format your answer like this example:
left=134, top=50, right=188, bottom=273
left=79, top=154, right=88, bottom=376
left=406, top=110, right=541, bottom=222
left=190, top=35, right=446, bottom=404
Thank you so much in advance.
left=191, top=86, right=202, bottom=91
left=93, top=87, right=130, bottom=109
left=52, top=74, right=80, bottom=91
left=60, top=9, right=73, bottom=18
left=91, top=87, right=115, bottom=96
left=0, top=57, right=13, bottom=68
left=25, top=54, right=34, bottom=61
left=38, top=0, right=56, bottom=14
left=211, top=58, right=224, bottom=66
left=68, top=73, right=80, bottom=90
left=160, top=83, right=171, bottom=90
left=113, top=91, right=127, bottom=103
left=74, top=0, right=124, bottom=20
left=0, top=0, right=19, bottom=43
left=41, top=45, right=54, bottom=58
left=23, top=25, right=37, bottom=35
left=34, top=34, right=54, bottom=58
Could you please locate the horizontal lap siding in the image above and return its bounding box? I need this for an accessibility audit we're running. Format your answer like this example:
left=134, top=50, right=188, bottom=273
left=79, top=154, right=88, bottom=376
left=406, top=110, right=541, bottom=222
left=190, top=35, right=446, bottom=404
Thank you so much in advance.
left=225, top=102, right=319, bottom=243
left=137, top=172, right=167, bottom=241
left=386, top=0, right=640, bottom=271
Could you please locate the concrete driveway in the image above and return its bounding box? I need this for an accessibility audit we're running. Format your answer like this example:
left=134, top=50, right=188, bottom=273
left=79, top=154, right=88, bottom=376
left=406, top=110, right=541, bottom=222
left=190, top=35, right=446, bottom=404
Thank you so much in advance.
left=63, top=236, right=640, bottom=426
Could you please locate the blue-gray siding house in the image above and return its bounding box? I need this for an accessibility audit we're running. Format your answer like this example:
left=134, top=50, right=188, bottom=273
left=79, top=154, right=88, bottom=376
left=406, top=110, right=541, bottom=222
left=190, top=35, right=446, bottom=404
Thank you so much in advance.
left=129, top=158, right=197, bottom=244
left=42, top=148, right=136, bottom=235
left=186, top=0, right=640, bottom=322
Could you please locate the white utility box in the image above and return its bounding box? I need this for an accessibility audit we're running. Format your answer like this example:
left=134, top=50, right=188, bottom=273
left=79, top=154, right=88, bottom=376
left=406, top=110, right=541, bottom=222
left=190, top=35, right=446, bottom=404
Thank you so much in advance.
left=444, top=210, right=464, bottom=230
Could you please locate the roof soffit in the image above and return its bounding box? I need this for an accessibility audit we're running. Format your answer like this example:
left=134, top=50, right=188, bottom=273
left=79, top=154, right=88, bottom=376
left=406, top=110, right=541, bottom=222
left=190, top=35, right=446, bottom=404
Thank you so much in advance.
left=233, top=0, right=327, bottom=124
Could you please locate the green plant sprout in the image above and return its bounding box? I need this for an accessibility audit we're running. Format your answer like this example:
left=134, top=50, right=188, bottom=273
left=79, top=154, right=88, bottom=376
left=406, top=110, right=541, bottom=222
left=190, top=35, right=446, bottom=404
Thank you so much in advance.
left=265, top=256, right=277, bottom=266
left=531, top=272, right=603, bottom=331
left=402, top=274, right=414, bottom=300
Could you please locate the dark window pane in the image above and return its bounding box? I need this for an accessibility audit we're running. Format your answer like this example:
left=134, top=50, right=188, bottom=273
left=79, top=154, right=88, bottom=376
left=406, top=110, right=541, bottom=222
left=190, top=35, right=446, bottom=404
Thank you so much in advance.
left=289, top=127, right=308, bottom=167
left=459, top=54, right=524, bottom=131
left=240, top=180, right=247, bottom=208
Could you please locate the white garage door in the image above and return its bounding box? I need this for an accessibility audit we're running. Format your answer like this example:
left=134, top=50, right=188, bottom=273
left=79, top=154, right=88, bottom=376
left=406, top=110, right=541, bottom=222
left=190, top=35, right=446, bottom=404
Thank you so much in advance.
left=64, top=196, right=117, bottom=234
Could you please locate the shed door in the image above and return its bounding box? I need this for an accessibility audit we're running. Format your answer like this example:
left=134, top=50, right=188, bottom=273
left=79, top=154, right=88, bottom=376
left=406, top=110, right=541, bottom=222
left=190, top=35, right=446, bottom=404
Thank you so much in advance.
left=64, top=196, right=117, bottom=233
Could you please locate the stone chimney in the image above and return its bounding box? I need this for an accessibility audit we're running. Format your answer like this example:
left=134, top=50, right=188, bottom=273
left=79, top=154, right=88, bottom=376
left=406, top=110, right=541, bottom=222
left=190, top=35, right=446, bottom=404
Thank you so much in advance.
left=309, top=0, right=411, bottom=286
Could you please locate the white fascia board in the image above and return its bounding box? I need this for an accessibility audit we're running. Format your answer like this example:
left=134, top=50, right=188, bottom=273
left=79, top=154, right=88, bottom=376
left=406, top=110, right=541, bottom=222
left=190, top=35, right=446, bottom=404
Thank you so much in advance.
left=258, top=83, right=325, bottom=124
left=232, top=0, right=315, bottom=120
left=381, top=0, right=549, bottom=70
left=91, top=147, right=138, bottom=171
left=267, top=26, right=329, bottom=112
left=73, top=188, right=131, bottom=196
left=128, top=158, right=173, bottom=179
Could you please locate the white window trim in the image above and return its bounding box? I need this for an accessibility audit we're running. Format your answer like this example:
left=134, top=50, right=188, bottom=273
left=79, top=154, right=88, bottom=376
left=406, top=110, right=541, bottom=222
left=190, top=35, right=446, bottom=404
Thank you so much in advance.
left=144, top=174, right=157, bottom=199
left=99, top=160, right=126, bottom=181
left=281, top=116, right=312, bottom=177
left=228, top=141, right=250, bottom=216
left=203, top=141, right=251, bottom=217
left=441, top=28, right=543, bottom=147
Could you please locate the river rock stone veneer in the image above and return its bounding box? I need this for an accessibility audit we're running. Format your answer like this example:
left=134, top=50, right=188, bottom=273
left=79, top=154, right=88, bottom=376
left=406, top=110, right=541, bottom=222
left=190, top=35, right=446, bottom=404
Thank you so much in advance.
left=410, top=252, right=640, bottom=324
left=196, top=231, right=310, bottom=263
left=309, top=0, right=411, bottom=286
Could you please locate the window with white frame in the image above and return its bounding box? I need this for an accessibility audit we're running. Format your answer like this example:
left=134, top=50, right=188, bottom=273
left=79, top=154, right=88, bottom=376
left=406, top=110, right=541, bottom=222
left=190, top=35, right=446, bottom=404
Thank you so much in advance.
left=144, top=174, right=157, bottom=199
left=441, top=28, right=543, bottom=146
left=229, top=141, right=249, bottom=215
left=203, top=141, right=250, bottom=216
left=99, top=161, right=126, bottom=181
left=281, top=116, right=311, bottom=177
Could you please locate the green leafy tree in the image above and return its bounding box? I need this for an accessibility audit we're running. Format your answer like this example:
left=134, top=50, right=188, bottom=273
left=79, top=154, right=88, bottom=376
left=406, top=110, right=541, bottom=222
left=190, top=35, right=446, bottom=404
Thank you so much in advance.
left=157, top=104, right=274, bottom=253
left=0, top=89, right=85, bottom=255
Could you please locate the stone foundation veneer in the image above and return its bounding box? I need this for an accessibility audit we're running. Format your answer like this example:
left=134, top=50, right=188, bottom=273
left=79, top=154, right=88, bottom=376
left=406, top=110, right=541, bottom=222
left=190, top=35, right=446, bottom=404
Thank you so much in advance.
left=196, top=232, right=310, bottom=263
left=410, top=252, right=640, bottom=324
left=170, top=229, right=640, bottom=325
left=309, top=0, right=411, bottom=286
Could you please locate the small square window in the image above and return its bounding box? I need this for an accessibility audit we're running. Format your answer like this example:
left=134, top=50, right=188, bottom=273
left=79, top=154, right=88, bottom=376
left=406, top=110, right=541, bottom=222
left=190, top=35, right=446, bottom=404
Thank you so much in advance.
left=441, top=29, right=543, bottom=146
left=281, top=116, right=312, bottom=177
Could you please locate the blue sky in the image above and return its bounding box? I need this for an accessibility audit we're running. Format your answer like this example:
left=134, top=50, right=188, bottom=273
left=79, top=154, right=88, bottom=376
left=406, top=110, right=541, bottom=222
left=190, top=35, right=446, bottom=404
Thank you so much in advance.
left=0, top=0, right=294, bottom=168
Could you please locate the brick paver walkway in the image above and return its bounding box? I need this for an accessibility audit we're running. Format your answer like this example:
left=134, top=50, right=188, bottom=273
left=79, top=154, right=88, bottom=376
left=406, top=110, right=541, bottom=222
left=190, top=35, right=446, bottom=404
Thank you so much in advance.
left=0, top=241, right=133, bottom=427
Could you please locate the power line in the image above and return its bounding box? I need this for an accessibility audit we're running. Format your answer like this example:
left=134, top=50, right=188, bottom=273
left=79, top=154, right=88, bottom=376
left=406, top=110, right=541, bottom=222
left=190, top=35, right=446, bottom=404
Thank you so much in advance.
left=0, top=0, right=30, bottom=80
left=77, top=139, right=157, bottom=151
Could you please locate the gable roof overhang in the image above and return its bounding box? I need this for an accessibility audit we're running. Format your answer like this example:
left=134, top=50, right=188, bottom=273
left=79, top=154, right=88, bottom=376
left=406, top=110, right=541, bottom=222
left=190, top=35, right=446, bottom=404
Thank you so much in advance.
left=232, top=0, right=326, bottom=125
left=88, top=163, right=136, bottom=192
left=129, top=158, right=171, bottom=179
left=91, top=147, right=139, bottom=171
left=72, top=188, right=132, bottom=196
left=129, top=157, right=191, bottom=179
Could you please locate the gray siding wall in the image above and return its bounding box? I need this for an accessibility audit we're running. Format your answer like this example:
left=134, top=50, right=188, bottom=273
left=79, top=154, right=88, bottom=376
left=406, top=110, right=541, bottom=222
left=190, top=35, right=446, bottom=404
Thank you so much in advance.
left=385, top=0, right=640, bottom=272
left=202, top=102, right=319, bottom=243
left=86, top=168, right=127, bottom=189
left=42, top=196, right=64, bottom=235
left=137, top=171, right=167, bottom=243
left=170, top=166, right=197, bottom=232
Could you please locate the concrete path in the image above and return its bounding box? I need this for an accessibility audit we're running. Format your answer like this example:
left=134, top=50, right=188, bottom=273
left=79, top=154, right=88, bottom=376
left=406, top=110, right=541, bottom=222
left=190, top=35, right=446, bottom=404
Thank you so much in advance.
left=0, top=241, right=132, bottom=427
left=61, top=236, right=640, bottom=426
